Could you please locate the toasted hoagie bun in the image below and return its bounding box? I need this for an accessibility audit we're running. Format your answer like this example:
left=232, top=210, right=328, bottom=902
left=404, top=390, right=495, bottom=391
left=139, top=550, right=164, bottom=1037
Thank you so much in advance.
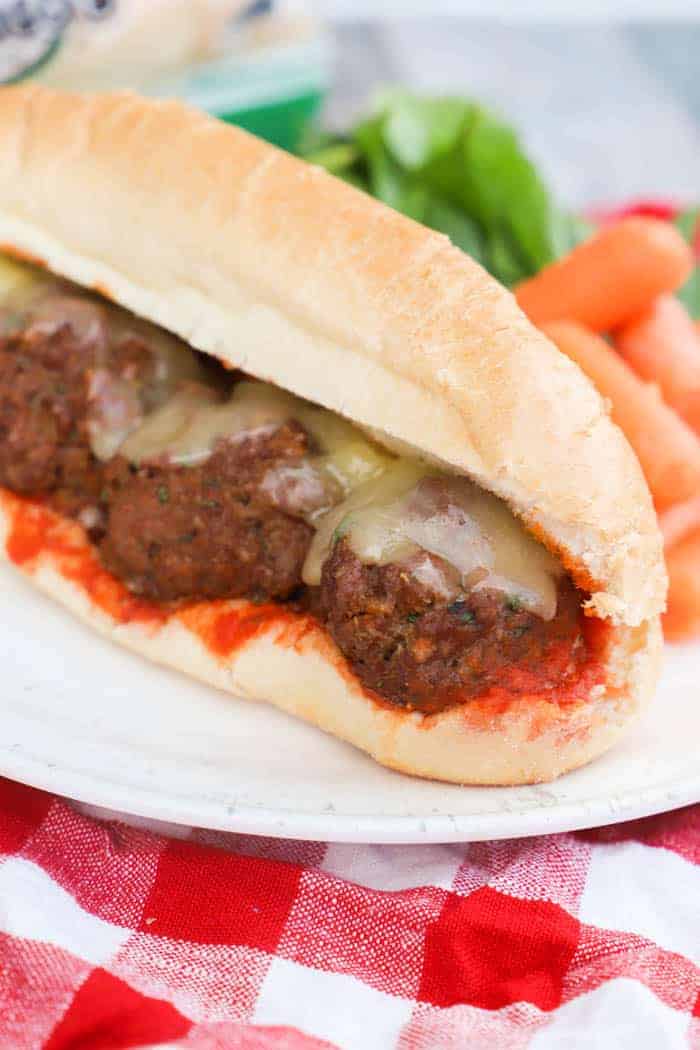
left=0, top=85, right=665, bottom=783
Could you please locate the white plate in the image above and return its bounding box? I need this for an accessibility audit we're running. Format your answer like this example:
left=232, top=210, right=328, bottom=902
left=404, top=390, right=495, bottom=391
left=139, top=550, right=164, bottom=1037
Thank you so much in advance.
left=1, top=562, right=698, bottom=843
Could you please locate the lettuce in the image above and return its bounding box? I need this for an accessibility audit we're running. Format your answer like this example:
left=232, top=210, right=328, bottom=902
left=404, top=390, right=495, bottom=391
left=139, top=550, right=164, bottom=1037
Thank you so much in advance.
left=675, top=208, right=700, bottom=319
left=301, top=90, right=589, bottom=287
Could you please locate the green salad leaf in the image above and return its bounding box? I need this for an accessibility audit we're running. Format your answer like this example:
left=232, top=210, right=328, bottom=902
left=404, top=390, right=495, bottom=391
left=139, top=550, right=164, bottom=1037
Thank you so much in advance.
left=301, top=89, right=698, bottom=310
left=674, top=206, right=700, bottom=242
left=674, top=207, right=700, bottom=319
left=382, top=94, right=468, bottom=170
left=422, top=197, right=484, bottom=258
left=678, top=270, right=700, bottom=320
left=299, top=89, right=579, bottom=287
left=457, top=108, right=553, bottom=272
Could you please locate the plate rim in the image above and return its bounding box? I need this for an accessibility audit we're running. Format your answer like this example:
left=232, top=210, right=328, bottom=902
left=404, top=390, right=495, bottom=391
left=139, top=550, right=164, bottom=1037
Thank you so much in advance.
left=2, top=562, right=698, bottom=845
left=1, top=744, right=697, bottom=843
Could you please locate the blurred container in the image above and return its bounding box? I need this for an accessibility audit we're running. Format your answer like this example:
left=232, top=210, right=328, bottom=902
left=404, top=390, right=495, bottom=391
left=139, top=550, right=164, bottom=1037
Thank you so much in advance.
left=0, top=0, right=330, bottom=152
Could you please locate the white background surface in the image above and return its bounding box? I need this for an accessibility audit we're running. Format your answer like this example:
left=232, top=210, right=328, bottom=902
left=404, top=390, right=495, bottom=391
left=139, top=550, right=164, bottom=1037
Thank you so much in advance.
left=326, top=2, right=700, bottom=19
left=324, top=15, right=700, bottom=206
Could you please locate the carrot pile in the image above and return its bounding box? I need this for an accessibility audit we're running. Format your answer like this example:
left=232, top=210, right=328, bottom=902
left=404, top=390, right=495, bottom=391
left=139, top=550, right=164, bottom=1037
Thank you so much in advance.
left=514, top=215, right=700, bottom=641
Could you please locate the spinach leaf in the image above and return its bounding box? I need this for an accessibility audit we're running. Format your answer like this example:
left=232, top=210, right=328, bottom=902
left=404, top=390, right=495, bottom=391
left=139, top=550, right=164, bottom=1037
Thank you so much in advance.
left=674, top=206, right=700, bottom=242
left=674, top=207, right=700, bottom=319
left=355, top=116, right=430, bottom=221
left=677, top=267, right=700, bottom=320
left=549, top=208, right=596, bottom=258
left=486, top=226, right=531, bottom=287
left=422, top=197, right=485, bottom=262
left=303, top=141, right=361, bottom=175
left=382, top=93, right=468, bottom=170
left=299, top=91, right=585, bottom=287
left=459, top=108, right=556, bottom=272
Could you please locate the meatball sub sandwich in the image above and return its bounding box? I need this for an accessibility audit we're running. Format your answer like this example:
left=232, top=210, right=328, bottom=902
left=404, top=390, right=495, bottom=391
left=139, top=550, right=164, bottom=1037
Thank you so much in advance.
left=0, top=86, right=665, bottom=784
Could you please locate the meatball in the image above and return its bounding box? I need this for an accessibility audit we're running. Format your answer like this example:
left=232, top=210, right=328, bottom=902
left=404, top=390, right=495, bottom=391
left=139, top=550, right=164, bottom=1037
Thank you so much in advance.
left=0, top=323, right=105, bottom=517
left=99, top=422, right=315, bottom=602
left=319, top=539, right=586, bottom=712
left=0, top=309, right=155, bottom=523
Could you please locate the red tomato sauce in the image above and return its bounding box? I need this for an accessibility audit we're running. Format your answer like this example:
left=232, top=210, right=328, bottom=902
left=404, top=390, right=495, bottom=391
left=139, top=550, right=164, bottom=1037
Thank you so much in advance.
left=395, top=617, right=611, bottom=720
left=482, top=616, right=610, bottom=708
left=2, top=490, right=610, bottom=714
left=3, top=493, right=167, bottom=628
left=1, top=492, right=320, bottom=656
left=178, top=600, right=318, bottom=660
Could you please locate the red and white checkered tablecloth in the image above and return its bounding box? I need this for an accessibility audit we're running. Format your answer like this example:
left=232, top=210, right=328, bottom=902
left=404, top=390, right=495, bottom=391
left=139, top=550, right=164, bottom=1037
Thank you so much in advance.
left=0, top=778, right=697, bottom=1050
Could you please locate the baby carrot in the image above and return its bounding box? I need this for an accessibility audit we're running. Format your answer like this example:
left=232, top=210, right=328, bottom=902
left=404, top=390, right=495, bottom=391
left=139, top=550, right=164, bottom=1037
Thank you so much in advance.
left=659, top=495, right=700, bottom=549
left=541, top=320, right=700, bottom=510
left=616, top=294, right=700, bottom=432
left=516, top=218, right=693, bottom=331
left=663, top=529, right=700, bottom=641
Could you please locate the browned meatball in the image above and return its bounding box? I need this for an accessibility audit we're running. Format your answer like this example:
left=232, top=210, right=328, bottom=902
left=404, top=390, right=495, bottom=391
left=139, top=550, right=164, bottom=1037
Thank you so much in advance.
left=0, top=304, right=156, bottom=524
left=319, top=539, right=587, bottom=712
left=0, top=323, right=105, bottom=517
left=99, top=422, right=315, bottom=602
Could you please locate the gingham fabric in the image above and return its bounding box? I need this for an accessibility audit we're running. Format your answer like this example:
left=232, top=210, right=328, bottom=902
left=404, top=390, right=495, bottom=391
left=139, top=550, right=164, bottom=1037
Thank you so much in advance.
left=0, top=779, right=697, bottom=1050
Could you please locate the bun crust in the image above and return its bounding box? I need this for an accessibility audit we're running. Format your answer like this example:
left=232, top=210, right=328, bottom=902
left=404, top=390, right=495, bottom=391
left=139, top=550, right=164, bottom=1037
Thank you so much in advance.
left=0, top=86, right=666, bottom=783
left=0, top=84, right=665, bottom=626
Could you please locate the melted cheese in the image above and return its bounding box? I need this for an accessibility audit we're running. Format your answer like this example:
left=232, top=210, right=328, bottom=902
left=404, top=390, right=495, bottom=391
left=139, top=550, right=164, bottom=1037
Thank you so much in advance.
left=0, top=256, right=52, bottom=328
left=0, top=256, right=39, bottom=296
left=303, top=469, right=563, bottom=620
left=121, top=379, right=392, bottom=507
left=119, top=383, right=220, bottom=464
left=232, top=383, right=392, bottom=496
left=303, top=461, right=427, bottom=585
left=0, top=263, right=206, bottom=459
